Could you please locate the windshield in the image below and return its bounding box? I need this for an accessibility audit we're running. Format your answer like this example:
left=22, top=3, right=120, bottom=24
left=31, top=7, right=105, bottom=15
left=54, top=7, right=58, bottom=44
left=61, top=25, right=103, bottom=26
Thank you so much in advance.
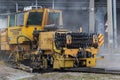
left=47, top=12, right=60, bottom=25
left=27, top=12, right=43, bottom=25
left=16, top=13, right=24, bottom=26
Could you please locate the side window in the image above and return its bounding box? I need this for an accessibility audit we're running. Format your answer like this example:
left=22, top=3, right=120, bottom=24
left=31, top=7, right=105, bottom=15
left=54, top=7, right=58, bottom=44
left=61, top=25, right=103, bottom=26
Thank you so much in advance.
left=16, top=13, right=24, bottom=26
left=9, top=14, right=15, bottom=27
left=47, top=12, right=60, bottom=25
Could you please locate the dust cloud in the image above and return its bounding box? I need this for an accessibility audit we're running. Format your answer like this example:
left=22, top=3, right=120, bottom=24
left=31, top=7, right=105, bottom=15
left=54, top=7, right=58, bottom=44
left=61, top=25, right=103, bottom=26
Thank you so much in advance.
left=54, top=0, right=89, bottom=32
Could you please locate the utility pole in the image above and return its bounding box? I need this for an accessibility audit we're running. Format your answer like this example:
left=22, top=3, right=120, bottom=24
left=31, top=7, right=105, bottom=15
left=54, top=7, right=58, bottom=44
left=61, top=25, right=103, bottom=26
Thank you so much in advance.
left=89, top=0, right=95, bottom=33
left=36, top=0, right=38, bottom=9
left=113, top=0, right=118, bottom=48
left=16, top=3, right=18, bottom=12
left=52, top=0, right=55, bottom=9
left=107, top=0, right=114, bottom=48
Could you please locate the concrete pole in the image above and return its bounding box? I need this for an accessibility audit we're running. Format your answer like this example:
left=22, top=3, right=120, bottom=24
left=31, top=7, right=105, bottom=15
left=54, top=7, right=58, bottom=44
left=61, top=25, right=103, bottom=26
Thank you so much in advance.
left=52, top=0, right=55, bottom=9
left=113, top=0, right=118, bottom=48
left=89, top=0, right=95, bottom=33
left=107, top=0, right=114, bottom=48
left=16, top=3, right=18, bottom=12
left=36, top=0, right=38, bottom=9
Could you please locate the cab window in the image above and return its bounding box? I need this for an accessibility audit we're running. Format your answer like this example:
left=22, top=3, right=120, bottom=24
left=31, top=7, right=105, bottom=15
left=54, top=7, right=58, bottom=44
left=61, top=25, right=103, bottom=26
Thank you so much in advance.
left=27, top=12, right=43, bottom=25
left=47, top=12, right=60, bottom=25
left=16, top=13, right=24, bottom=26
left=9, top=14, right=15, bottom=27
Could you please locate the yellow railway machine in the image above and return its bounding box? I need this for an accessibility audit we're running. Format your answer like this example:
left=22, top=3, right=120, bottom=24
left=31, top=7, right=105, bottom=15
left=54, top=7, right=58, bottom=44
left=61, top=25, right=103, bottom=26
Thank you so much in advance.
left=0, top=8, right=104, bottom=70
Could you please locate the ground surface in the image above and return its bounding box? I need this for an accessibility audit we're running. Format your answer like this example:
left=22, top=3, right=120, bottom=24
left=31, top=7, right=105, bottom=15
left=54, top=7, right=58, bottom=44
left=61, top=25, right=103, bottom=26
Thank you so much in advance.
left=0, top=61, right=33, bottom=80
left=24, top=72, right=120, bottom=80
left=0, top=61, right=120, bottom=80
left=96, top=47, right=120, bottom=69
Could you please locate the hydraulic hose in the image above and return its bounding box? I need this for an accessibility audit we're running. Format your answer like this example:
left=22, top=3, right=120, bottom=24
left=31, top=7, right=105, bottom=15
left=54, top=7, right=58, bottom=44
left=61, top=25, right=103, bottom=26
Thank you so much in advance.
left=16, top=35, right=33, bottom=50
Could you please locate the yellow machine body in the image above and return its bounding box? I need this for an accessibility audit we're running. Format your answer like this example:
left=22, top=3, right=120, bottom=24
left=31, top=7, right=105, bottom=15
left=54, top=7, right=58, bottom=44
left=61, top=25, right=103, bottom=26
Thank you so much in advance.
left=38, top=31, right=104, bottom=68
left=0, top=8, right=104, bottom=70
left=7, top=8, right=62, bottom=44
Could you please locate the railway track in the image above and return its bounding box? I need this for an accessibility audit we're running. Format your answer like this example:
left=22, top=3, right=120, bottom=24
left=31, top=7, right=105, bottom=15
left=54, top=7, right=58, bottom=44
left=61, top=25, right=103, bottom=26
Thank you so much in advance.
left=32, top=67, right=120, bottom=75
left=61, top=68, right=120, bottom=75
left=4, top=61, right=120, bottom=75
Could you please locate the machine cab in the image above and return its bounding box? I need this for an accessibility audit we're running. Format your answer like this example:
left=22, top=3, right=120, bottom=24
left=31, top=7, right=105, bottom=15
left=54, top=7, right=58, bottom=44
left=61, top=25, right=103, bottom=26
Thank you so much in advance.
left=7, top=8, right=63, bottom=44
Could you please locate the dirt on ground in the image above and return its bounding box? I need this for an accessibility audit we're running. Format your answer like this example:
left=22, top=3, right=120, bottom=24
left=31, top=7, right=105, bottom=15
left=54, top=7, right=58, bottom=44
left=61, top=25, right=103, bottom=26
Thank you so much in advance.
left=23, top=72, right=120, bottom=80
left=0, top=61, right=33, bottom=80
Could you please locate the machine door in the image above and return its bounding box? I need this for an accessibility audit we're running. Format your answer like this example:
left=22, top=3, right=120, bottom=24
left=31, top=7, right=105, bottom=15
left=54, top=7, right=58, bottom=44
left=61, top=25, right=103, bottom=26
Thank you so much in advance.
left=8, top=13, right=23, bottom=44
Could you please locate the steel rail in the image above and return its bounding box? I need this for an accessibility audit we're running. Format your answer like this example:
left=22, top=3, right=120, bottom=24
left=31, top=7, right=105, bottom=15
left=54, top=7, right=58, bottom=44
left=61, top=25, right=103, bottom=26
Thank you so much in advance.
left=60, top=68, right=120, bottom=75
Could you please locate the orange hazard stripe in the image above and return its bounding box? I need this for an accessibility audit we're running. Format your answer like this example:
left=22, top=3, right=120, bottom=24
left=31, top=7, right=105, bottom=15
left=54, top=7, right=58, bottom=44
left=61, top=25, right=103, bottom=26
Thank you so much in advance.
left=98, top=34, right=104, bottom=46
left=98, top=34, right=103, bottom=38
left=99, top=40, right=104, bottom=46
left=98, top=36, right=104, bottom=42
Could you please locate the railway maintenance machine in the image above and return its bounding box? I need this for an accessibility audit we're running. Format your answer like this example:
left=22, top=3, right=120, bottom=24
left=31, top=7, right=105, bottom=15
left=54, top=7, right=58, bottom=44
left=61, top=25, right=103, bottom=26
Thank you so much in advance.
left=0, top=8, right=104, bottom=71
